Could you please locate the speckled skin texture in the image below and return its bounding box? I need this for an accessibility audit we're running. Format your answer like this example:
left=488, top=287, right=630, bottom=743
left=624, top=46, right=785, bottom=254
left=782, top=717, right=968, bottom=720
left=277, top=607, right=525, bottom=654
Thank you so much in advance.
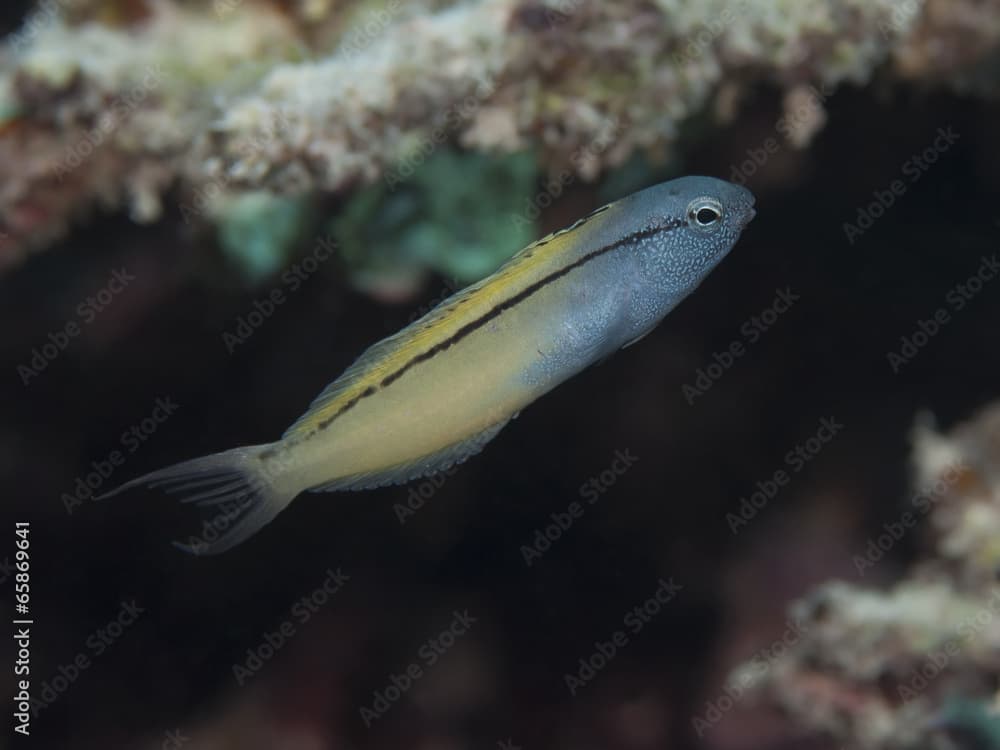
left=522, top=176, right=755, bottom=388
left=625, top=177, right=756, bottom=327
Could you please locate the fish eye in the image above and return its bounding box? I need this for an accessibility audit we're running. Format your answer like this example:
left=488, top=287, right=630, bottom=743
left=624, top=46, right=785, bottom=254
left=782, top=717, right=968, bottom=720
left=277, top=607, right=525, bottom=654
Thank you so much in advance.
left=687, top=198, right=723, bottom=231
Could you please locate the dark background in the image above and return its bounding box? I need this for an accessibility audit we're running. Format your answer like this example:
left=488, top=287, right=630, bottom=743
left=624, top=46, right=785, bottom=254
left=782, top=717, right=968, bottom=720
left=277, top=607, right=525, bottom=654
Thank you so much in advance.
left=3, top=4, right=1000, bottom=747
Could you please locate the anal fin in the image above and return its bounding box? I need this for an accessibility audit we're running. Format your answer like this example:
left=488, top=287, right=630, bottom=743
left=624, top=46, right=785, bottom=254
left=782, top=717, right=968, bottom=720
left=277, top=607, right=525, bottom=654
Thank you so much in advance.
left=309, top=417, right=511, bottom=492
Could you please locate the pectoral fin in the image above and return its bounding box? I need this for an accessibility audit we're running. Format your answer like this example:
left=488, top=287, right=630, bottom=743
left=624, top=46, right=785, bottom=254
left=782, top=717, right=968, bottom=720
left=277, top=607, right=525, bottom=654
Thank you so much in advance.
left=621, top=328, right=653, bottom=349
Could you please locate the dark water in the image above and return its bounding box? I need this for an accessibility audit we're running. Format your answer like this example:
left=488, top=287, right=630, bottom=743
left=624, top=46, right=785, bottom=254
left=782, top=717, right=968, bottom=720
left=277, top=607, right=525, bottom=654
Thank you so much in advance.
left=2, top=55, right=1000, bottom=750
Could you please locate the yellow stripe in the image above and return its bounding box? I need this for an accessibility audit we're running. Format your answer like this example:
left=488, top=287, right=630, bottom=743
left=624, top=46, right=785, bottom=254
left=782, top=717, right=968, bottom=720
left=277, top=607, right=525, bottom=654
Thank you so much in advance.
left=282, top=201, right=618, bottom=440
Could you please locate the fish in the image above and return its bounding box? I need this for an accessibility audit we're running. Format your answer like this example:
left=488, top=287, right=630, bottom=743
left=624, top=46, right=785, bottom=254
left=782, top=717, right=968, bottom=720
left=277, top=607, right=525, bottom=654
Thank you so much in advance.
left=101, top=175, right=756, bottom=553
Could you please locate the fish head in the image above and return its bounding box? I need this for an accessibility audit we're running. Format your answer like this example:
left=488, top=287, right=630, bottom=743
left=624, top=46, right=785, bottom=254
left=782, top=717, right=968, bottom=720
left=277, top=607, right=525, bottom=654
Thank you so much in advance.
left=625, top=175, right=755, bottom=299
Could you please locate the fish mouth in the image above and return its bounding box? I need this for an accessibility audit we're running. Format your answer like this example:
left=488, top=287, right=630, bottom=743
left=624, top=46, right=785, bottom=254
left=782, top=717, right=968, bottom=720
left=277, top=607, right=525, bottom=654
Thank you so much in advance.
left=736, top=186, right=756, bottom=228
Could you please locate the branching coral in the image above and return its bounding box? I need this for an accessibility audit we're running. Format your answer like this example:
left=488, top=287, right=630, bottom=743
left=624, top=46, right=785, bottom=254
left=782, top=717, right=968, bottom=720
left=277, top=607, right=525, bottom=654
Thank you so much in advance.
left=1, top=0, right=999, bottom=274
left=740, top=403, right=1000, bottom=749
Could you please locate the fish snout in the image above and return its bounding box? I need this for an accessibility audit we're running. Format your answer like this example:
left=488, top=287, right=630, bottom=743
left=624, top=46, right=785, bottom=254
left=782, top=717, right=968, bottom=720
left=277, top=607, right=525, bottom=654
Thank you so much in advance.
left=736, top=189, right=757, bottom=229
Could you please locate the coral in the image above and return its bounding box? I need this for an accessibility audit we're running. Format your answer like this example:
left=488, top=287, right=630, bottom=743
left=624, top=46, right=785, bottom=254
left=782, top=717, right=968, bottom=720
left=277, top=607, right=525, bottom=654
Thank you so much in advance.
left=215, top=191, right=313, bottom=282
left=0, top=1, right=303, bottom=268
left=331, top=148, right=538, bottom=299
left=895, top=0, right=1000, bottom=91
left=739, top=402, right=1000, bottom=750
left=2, top=0, right=1000, bottom=278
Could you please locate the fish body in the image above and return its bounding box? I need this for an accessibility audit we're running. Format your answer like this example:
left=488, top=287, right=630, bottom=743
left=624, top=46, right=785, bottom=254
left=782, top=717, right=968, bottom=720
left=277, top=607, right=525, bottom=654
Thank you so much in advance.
left=104, top=176, right=755, bottom=553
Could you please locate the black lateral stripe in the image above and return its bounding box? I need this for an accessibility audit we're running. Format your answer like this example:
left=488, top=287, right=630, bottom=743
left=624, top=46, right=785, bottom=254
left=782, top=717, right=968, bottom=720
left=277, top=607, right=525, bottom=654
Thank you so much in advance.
left=314, top=216, right=685, bottom=431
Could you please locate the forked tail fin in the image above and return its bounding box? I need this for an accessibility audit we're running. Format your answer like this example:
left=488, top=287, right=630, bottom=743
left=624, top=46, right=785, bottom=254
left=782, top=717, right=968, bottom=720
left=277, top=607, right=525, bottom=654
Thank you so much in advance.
left=96, top=444, right=297, bottom=555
